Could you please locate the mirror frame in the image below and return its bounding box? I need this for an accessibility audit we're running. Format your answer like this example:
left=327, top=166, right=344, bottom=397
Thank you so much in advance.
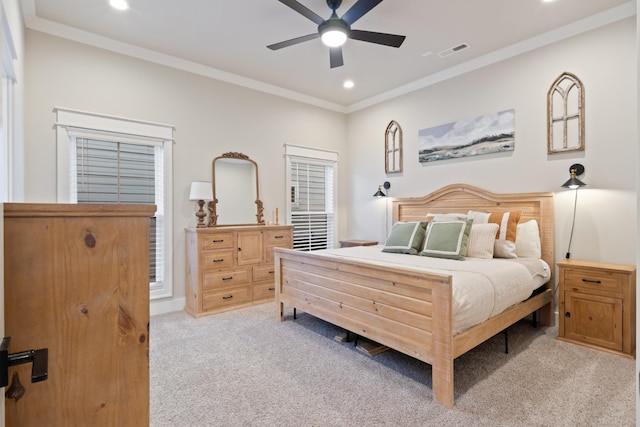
left=207, top=152, right=264, bottom=226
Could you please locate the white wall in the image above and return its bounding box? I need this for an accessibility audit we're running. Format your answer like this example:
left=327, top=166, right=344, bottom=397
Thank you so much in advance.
left=23, top=30, right=348, bottom=311
left=21, top=17, right=638, bottom=313
left=346, top=18, right=637, bottom=266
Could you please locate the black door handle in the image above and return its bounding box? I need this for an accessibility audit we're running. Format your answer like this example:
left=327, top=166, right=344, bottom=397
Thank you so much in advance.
left=0, top=337, right=48, bottom=387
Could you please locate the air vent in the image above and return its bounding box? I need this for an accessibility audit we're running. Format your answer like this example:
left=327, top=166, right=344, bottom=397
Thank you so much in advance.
left=437, top=43, right=470, bottom=58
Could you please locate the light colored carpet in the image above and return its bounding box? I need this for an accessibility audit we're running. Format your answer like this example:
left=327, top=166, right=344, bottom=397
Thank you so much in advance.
left=150, top=302, right=635, bottom=426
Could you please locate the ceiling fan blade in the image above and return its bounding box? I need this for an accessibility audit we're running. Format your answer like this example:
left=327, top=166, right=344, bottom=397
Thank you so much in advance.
left=349, top=29, right=406, bottom=48
left=278, top=0, right=325, bottom=25
left=341, top=0, right=384, bottom=26
left=329, top=47, right=344, bottom=68
left=267, top=33, right=320, bottom=50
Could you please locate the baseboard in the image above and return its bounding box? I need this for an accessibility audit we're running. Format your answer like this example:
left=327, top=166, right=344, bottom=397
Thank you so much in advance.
left=150, top=297, right=185, bottom=316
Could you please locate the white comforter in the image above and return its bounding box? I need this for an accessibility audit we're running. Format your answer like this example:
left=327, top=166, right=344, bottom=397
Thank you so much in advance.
left=317, top=245, right=550, bottom=335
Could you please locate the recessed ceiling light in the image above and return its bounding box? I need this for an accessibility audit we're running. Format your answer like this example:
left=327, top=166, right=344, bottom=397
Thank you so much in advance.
left=343, top=80, right=354, bottom=89
left=109, top=0, right=130, bottom=11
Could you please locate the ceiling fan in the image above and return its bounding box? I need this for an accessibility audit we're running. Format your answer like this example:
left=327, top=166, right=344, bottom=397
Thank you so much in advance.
left=267, top=0, right=406, bottom=69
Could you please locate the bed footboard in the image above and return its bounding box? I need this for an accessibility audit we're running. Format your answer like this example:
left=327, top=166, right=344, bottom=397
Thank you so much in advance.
left=274, top=247, right=457, bottom=407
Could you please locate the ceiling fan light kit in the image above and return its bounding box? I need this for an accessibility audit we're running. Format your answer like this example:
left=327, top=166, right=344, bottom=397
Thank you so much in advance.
left=268, top=0, right=406, bottom=68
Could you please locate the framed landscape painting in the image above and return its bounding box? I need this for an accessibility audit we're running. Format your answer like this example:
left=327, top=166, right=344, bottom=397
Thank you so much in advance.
left=418, top=109, right=515, bottom=163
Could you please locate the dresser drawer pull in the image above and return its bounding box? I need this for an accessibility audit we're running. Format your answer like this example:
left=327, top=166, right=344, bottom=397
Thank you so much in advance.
left=212, top=239, right=224, bottom=243
left=222, top=295, right=233, bottom=300
left=268, top=270, right=274, bottom=274
left=274, top=236, right=284, bottom=239
left=212, top=259, right=225, bottom=263
left=269, top=287, right=275, bottom=291
left=222, top=276, right=233, bottom=281
left=582, top=278, right=602, bottom=284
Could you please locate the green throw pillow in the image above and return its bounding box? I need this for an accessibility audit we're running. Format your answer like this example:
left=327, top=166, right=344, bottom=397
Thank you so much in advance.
left=420, top=220, right=473, bottom=260
left=382, top=221, right=427, bottom=255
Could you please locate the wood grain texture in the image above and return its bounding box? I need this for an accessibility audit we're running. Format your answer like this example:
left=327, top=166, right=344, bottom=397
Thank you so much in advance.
left=4, top=203, right=154, bottom=426
left=557, top=259, right=636, bottom=358
left=185, top=225, right=293, bottom=317
left=275, top=183, right=555, bottom=407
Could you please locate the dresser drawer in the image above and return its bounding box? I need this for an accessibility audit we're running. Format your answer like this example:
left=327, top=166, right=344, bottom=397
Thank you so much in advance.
left=253, top=265, right=276, bottom=282
left=203, top=269, right=250, bottom=290
left=202, top=286, right=250, bottom=310
left=253, top=281, right=276, bottom=301
left=201, top=232, right=234, bottom=250
left=564, top=268, right=624, bottom=293
left=264, top=230, right=292, bottom=245
left=201, top=250, right=234, bottom=270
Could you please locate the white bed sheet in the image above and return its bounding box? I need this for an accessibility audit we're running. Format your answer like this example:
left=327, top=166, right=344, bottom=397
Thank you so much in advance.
left=317, top=245, right=551, bottom=335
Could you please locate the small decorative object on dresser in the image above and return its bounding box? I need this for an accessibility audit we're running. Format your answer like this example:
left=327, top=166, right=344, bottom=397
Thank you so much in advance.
left=557, top=259, right=636, bottom=358
left=339, top=240, right=378, bottom=248
left=185, top=225, right=293, bottom=317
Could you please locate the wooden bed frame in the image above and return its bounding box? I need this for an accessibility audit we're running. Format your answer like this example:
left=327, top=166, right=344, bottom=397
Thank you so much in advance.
left=274, top=184, right=554, bottom=407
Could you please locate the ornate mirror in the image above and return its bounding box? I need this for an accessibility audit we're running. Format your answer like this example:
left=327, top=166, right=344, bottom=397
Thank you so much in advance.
left=208, top=152, right=264, bottom=226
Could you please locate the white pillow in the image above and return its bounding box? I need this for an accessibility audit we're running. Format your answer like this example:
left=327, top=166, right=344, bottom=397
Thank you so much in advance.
left=426, top=212, right=467, bottom=222
left=516, top=219, right=542, bottom=258
left=466, top=223, right=500, bottom=259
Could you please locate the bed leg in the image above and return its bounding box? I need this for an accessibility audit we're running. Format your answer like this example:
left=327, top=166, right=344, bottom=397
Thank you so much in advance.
left=532, top=310, right=538, bottom=328
left=293, top=307, right=297, bottom=320
left=503, top=328, right=509, bottom=354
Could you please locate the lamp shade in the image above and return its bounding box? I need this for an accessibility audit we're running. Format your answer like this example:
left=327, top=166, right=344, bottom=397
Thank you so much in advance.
left=561, top=164, right=586, bottom=189
left=373, top=185, right=386, bottom=198
left=189, top=181, right=213, bottom=201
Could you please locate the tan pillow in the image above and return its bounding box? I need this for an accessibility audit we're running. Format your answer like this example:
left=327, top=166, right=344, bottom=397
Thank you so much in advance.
left=466, top=223, right=500, bottom=259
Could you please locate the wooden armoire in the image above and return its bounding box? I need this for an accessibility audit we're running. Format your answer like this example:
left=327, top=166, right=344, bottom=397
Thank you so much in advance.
left=3, top=203, right=155, bottom=426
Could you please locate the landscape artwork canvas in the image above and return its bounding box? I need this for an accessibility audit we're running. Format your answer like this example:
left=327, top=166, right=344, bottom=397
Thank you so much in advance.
left=418, top=109, right=515, bottom=163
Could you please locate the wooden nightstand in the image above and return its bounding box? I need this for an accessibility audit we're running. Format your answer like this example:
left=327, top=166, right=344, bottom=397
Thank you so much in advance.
left=339, top=239, right=378, bottom=248
left=557, top=259, right=636, bottom=358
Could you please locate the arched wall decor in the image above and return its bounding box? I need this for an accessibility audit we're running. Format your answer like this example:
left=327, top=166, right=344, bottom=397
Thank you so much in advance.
left=547, top=72, right=585, bottom=154
left=385, top=120, right=403, bottom=173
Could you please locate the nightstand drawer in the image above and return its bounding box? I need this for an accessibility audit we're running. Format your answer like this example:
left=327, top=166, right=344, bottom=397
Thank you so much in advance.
left=203, top=269, right=250, bottom=290
left=564, top=269, right=624, bottom=293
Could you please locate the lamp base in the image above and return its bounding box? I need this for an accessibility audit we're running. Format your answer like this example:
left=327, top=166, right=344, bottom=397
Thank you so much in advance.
left=195, top=200, right=207, bottom=228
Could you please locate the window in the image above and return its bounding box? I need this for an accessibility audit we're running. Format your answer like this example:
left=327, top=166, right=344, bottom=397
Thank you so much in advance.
left=55, top=108, right=174, bottom=299
left=285, top=144, right=337, bottom=251
left=72, top=138, right=164, bottom=286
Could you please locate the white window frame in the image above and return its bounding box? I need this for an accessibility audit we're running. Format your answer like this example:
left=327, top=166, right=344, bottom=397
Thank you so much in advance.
left=1, top=4, right=17, bottom=202
left=284, top=144, right=338, bottom=250
left=54, top=107, right=175, bottom=300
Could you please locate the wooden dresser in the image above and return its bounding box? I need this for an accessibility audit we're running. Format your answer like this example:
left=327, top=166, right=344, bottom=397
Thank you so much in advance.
left=558, top=259, right=636, bottom=358
left=4, top=203, right=154, bottom=426
left=185, top=225, right=293, bottom=317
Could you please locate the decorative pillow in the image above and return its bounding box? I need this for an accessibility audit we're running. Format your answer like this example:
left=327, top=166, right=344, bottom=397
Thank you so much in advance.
left=419, top=220, right=472, bottom=260
left=425, top=212, right=467, bottom=222
left=466, top=223, right=500, bottom=259
left=467, top=210, right=522, bottom=258
left=382, top=221, right=427, bottom=255
left=516, top=219, right=542, bottom=258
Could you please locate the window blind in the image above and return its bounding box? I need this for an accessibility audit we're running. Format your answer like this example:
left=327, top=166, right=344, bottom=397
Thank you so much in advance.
left=290, top=161, right=334, bottom=251
left=74, top=137, right=163, bottom=284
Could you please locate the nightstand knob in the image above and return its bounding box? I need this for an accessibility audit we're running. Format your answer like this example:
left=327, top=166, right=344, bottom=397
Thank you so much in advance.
left=565, top=312, right=571, bottom=318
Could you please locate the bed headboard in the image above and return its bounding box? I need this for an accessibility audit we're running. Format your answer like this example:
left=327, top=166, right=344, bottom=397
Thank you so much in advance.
left=392, top=183, right=555, bottom=284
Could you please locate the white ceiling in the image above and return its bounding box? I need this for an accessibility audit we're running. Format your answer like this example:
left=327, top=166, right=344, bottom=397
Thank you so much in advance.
left=22, top=0, right=635, bottom=112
